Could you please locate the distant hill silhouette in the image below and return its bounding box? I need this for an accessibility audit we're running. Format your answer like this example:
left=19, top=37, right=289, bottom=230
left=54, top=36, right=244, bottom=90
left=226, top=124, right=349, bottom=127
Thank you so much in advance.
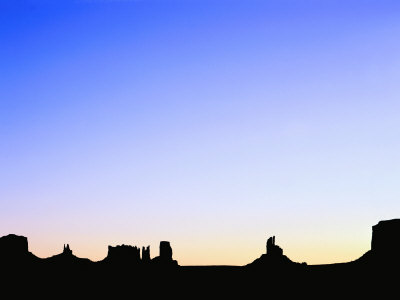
left=44, top=243, right=92, bottom=269
left=246, top=235, right=306, bottom=271
left=1, top=219, right=399, bottom=296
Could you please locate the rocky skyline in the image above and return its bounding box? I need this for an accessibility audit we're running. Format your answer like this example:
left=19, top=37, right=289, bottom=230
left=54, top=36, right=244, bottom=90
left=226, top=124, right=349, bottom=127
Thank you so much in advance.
left=2, top=218, right=398, bottom=297
left=2, top=219, right=399, bottom=269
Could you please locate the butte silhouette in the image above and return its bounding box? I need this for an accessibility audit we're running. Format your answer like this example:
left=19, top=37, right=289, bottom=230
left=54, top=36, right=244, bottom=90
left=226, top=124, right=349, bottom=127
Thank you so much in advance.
left=1, top=219, right=398, bottom=296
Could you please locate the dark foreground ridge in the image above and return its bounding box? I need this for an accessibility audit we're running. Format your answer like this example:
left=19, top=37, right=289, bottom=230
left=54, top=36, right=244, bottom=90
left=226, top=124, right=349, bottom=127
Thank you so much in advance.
left=1, top=219, right=399, bottom=297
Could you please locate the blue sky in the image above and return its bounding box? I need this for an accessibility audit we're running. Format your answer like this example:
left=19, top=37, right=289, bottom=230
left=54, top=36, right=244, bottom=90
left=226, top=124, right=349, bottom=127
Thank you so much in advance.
left=1, top=0, right=400, bottom=265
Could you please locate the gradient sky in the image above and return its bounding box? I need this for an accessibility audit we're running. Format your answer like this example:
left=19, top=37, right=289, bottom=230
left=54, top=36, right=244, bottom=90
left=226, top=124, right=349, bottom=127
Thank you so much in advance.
left=1, top=0, right=400, bottom=265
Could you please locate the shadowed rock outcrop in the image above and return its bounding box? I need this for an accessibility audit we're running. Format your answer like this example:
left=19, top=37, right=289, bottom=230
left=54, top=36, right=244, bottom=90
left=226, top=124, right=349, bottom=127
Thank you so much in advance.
left=0, top=234, right=28, bottom=258
left=152, top=241, right=178, bottom=267
left=355, top=219, right=400, bottom=267
left=103, top=244, right=141, bottom=265
left=371, top=219, right=400, bottom=255
left=63, top=244, right=72, bottom=256
left=247, top=236, right=304, bottom=270
left=160, top=241, right=173, bottom=260
left=142, top=246, right=150, bottom=263
left=45, top=244, right=92, bottom=267
left=266, top=236, right=283, bottom=257
left=0, top=234, right=38, bottom=267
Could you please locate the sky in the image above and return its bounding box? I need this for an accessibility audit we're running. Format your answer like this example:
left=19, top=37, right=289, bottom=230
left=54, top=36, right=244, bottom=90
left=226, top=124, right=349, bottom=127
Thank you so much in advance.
left=1, top=0, right=400, bottom=266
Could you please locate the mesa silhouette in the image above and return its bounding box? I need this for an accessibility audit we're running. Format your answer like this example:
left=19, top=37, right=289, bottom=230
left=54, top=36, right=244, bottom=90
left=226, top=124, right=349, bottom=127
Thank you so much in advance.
left=1, top=219, right=399, bottom=296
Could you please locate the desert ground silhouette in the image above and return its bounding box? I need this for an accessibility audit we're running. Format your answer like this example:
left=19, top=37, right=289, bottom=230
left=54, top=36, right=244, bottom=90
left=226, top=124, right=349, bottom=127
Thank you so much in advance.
left=1, top=219, right=399, bottom=297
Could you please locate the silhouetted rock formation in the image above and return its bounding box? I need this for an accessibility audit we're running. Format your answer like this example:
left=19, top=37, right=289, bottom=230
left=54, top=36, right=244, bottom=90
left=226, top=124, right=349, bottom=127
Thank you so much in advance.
left=142, top=246, right=150, bottom=262
left=247, top=236, right=302, bottom=270
left=63, top=244, right=72, bottom=256
left=152, top=241, right=178, bottom=267
left=371, top=219, right=400, bottom=255
left=0, top=234, right=38, bottom=268
left=160, top=241, right=173, bottom=260
left=0, top=234, right=28, bottom=258
left=266, top=236, right=283, bottom=257
left=104, top=244, right=141, bottom=265
left=2, top=217, right=400, bottom=295
left=45, top=243, right=92, bottom=267
left=354, top=219, right=400, bottom=268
